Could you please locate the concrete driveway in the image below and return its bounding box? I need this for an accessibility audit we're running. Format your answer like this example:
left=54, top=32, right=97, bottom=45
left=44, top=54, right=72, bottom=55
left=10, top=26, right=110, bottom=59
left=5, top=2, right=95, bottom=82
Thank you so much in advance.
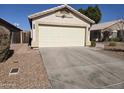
left=39, top=47, right=124, bottom=89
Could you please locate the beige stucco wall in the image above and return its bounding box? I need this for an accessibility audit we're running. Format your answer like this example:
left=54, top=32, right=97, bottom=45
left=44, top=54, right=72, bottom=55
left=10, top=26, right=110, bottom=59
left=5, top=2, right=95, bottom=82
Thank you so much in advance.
left=31, top=10, right=91, bottom=47
left=35, top=11, right=90, bottom=27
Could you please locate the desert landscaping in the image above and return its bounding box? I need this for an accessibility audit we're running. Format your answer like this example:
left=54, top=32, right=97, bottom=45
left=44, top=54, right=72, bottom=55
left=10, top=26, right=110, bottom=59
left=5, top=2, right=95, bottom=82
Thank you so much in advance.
left=0, top=4, right=124, bottom=89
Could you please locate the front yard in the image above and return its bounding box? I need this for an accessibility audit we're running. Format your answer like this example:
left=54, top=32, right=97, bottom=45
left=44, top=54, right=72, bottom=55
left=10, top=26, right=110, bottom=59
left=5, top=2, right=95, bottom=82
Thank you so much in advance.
left=95, top=42, right=124, bottom=60
left=104, top=42, right=124, bottom=51
left=0, top=43, right=124, bottom=89
left=0, top=44, right=50, bottom=88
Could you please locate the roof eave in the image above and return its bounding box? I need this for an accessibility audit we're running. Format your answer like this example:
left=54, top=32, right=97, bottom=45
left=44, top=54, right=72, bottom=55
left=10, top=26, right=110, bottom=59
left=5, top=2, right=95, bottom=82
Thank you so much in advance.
left=28, top=4, right=66, bottom=19
left=0, top=18, right=22, bottom=31
left=65, top=5, right=95, bottom=24
left=28, top=4, right=95, bottom=24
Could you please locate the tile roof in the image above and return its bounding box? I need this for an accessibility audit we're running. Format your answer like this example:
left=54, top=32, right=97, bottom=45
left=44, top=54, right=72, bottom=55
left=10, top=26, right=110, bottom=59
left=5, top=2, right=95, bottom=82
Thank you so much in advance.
left=90, top=19, right=124, bottom=31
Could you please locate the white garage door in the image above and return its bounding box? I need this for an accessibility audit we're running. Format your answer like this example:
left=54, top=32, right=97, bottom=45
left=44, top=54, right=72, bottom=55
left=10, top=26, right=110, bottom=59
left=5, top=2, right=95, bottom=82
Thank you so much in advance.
left=39, top=26, right=86, bottom=47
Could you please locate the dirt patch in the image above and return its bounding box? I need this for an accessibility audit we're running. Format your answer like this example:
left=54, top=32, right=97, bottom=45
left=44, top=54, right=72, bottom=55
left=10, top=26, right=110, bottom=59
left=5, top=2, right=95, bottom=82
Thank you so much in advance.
left=96, top=49, right=124, bottom=61
left=0, top=44, right=50, bottom=89
left=104, top=42, right=124, bottom=51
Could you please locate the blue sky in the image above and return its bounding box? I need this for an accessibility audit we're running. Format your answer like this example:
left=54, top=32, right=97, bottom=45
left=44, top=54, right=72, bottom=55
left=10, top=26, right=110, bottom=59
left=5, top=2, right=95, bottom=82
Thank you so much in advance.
left=0, top=4, right=124, bottom=30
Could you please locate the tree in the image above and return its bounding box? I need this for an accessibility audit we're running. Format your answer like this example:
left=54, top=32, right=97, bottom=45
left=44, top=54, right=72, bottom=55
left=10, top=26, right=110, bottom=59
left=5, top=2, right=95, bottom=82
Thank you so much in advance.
left=78, top=5, right=102, bottom=23
left=95, top=5, right=102, bottom=23
left=78, top=8, right=86, bottom=15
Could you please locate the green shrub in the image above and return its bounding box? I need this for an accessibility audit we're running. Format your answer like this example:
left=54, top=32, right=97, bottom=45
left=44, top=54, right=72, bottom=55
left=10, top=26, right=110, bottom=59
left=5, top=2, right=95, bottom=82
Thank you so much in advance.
left=90, top=40, right=96, bottom=47
left=108, top=41, right=116, bottom=46
left=105, top=38, right=109, bottom=42
left=110, top=37, right=120, bottom=42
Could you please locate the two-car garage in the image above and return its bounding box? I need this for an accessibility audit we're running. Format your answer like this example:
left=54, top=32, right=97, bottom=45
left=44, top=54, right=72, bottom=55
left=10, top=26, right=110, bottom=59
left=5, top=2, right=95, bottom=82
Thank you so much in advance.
left=28, top=5, right=94, bottom=48
left=38, top=25, right=86, bottom=47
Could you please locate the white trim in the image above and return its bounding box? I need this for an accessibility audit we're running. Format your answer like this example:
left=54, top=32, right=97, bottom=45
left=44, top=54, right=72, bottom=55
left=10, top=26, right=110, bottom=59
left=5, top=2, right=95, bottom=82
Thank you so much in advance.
left=38, top=21, right=88, bottom=27
left=28, top=4, right=95, bottom=24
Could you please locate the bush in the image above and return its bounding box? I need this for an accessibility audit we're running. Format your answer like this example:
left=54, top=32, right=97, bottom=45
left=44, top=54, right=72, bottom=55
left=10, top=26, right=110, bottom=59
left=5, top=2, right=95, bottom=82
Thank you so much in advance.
left=110, top=37, right=120, bottom=42
left=0, top=32, right=10, bottom=62
left=90, top=40, right=96, bottom=47
left=108, top=41, right=116, bottom=46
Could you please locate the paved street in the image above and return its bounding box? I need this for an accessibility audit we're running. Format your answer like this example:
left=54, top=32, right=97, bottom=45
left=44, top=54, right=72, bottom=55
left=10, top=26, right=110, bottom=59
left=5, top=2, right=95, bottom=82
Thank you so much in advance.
left=40, top=47, right=124, bottom=89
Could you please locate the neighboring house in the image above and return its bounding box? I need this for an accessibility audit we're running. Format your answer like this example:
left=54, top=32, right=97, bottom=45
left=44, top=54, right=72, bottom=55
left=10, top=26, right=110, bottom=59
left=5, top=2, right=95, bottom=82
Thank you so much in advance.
left=0, top=18, right=22, bottom=44
left=28, top=4, right=94, bottom=48
left=90, top=19, right=124, bottom=41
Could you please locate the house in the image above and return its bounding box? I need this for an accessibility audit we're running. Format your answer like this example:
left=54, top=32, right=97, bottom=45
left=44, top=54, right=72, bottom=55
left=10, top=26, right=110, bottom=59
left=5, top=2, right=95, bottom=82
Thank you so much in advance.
left=90, top=19, right=124, bottom=41
left=28, top=4, right=95, bottom=48
left=0, top=18, right=22, bottom=44
left=0, top=18, right=22, bottom=62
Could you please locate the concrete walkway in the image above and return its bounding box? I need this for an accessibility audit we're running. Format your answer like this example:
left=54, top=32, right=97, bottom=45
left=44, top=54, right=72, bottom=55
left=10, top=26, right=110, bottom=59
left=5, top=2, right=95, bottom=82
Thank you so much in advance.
left=40, top=47, right=124, bottom=89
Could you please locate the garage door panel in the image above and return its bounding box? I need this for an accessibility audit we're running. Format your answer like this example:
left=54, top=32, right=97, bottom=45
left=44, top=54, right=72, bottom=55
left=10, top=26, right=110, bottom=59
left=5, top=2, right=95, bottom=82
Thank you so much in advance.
left=39, top=26, right=85, bottom=47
